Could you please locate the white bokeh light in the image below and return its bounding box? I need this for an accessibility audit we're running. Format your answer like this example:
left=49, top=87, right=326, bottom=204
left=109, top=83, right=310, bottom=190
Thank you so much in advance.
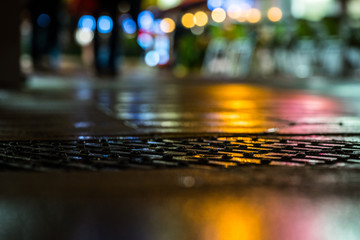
left=75, top=28, right=94, bottom=46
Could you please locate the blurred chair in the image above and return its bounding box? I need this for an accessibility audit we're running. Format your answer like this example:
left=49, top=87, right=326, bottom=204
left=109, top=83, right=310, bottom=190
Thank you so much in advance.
left=202, top=38, right=228, bottom=76
left=202, top=38, right=253, bottom=78
left=226, top=39, right=253, bottom=77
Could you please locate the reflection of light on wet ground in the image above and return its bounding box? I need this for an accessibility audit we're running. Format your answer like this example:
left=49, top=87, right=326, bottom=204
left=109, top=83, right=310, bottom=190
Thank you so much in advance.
left=180, top=194, right=360, bottom=240
left=1, top=184, right=360, bottom=239
left=122, top=190, right=360, bottom=240
left=95, top=82, right=357, bottom=134
left=271, top=95, right=343, bottom=122
left=183, top=197, right=263, bottom=240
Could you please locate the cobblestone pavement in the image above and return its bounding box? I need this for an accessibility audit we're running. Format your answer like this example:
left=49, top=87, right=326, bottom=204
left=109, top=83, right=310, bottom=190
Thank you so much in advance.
left=2, top=75, right=360, bottom=239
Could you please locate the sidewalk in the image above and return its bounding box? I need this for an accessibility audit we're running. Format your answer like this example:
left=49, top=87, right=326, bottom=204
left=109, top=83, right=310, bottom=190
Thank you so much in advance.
left=1, top=73, right=360, bottom=139
left=1, top=73, right=360, bottom=239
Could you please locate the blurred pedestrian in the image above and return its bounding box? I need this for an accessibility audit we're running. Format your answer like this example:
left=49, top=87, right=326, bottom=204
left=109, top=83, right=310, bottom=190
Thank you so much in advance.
left=28, top=0, right=61, bottom=71
left=69, top=0, right=141, bottom=76
left=93, top=0, right=120, bottom=76
left=93, top=0, right=141, bottom=76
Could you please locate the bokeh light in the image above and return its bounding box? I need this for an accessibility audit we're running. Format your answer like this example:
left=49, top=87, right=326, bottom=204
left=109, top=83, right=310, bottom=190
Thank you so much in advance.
left=195, top=11, right=209, bottom=27
left=247, top=8, right=261, bottom=23
left=37, top=13, right=50, bottom=28
left=157, top=49, right=170, bottom=65
left=138, top=10, right=155, bottom=31
left=267, top=7, right=283, bottom=22
left=122, top=17, right=137, bottom=34
left=160, top=18, right=176, bottom=33
left=207, top=0, right=223, bottom=11
left=157, top=0, right=181, bottom=10
left=98, top=15, right=113, bottom=34
left=237, top=15, right=247, bottom=22
left=347, top=0, right=360, bottom=19
left=182, top=13, right=195, bottom=28
left=78, top=15, right=96, bottom=31
left=137, top=33, right=154, bottom=50
left=191, top=26, right=205, bottom=35
left=291, top=0, right=333, bottom=21
left=212, top=8, right=227, bottom=23
left=227, top=4, right=242, bottom=20
left=145, top=50, right=160, bottom=67
left=151, top=19, right=163, bottom=34
left=75, top=28, right=94, bottom=46
left=154, top=35, right=170, bottom=50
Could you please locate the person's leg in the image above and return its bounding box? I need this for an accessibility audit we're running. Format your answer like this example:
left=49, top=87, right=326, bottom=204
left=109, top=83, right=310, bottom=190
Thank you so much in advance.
left=47, top=1, right=61, bottom=70
left=108, top=11, right=119, bottom=75
left=93, top=13, right=103, bottom=75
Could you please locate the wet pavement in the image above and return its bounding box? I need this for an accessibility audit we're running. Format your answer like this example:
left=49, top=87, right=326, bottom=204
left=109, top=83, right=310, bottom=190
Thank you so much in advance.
left=2, top=75, right=360, bottom=239
left=1, top=75, right=360, bottom=139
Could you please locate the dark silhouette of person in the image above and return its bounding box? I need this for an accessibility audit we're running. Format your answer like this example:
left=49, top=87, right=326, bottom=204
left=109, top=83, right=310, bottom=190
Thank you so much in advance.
left=28, top=0, right=61, bottom=71
left=93, top=0, right=141, bottom=76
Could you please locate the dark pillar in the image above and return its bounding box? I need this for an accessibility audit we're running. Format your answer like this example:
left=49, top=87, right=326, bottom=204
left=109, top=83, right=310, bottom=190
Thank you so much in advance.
left=0, top=1, right=22, bottom=89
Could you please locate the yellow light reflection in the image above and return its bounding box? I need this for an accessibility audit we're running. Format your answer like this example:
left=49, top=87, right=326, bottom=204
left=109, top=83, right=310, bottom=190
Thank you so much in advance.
left=181, top=13, right=195, bottom=28
left=184, top=197, right=263, bottom=240
left=200, top=84, right=272, bottom=132
left=195, top=11, right=209, bottom=27
left=212, top=8, right=226, bottom=23
left=203, top=85, right=269, bottom=133
left=267, top=7, right=282, bottom=22
left=160, top=18, right=176, bottom=33
left=247, top=8, right=262, bottom=23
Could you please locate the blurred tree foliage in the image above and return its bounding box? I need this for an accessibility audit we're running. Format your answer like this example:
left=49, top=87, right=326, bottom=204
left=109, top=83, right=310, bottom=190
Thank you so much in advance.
left=209, top=24, right=248, bottom=40
left=296, top=19, right=316, bottom=38
left=322, top=17, right=341, bottom=36
left=177, top=33, right=203, bottom=69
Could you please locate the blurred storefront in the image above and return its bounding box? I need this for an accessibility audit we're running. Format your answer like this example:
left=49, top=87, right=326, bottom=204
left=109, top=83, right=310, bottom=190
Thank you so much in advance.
left=19, top=0, right=360, bottom=79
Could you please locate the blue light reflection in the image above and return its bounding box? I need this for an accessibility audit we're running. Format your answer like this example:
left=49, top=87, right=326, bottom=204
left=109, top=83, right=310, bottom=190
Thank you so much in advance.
left=137, top=33, right=154, bottom=50
left=138, top=11, right=154, bottom=31
left=122, top=17, right=137, bottom=34
left=37, top=14, right=51, bottom=28
left=145, top=50, right=160, bottom=67
left=207, top=0, right=223, bottom=10
left=98, top=16, right=113, bottom=34
left=78, top=15, right=96, bottom=31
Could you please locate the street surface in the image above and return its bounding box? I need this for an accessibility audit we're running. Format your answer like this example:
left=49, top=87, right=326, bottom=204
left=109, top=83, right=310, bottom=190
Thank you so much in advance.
left=1, top=75, right=360, bottom=139
left=1, top=74, right=360, bottom=239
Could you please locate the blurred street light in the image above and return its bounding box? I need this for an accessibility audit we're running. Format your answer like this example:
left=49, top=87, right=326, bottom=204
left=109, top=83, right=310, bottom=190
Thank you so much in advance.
left=160, top=18, right=176, bottom=33
left=268, top=7, right=283, bottom=22
left=212, top=8, right=227, bottom=23
left=195, top=11, right=209, bottom=27
left=182, top=13, right=196, bottom=28
left=247, top=8, right=261, bottom=23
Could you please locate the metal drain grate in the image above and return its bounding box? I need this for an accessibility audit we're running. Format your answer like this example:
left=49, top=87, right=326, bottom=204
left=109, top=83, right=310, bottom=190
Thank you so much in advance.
left=1, top=136, right=360, bottom=171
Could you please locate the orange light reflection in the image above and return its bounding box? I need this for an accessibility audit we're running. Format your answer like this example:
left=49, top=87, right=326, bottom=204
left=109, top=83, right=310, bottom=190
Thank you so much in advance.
left=184, top=198, right=263, bottom=240
left=203, top=85, right=269, bottom=132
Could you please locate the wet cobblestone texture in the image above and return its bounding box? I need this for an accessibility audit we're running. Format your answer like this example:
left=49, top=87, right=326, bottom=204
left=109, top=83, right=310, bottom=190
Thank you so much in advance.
left=2, top=135, right=360, bottom=171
